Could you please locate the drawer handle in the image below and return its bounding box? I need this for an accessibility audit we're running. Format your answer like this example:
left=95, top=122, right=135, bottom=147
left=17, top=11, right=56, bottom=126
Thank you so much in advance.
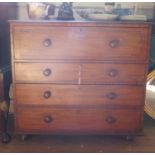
left=105, top=116, right=116, bottom=124
left=43, top=68, right=52, bottom=76
left=43, top=38, right=52, bottom=47
left=108, top=69, right=119, bottom=77
left=106, top=92, right=117, bottom=100
left=44, top=116, right=53, bottom=123
left=43, top=91, right=52, bottom=99
left=109, top=39, right=119, bottom=48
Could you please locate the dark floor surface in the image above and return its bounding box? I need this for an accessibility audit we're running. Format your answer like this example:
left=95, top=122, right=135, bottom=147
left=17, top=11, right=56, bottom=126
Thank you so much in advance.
left=0, top=113, right=155, bottom=153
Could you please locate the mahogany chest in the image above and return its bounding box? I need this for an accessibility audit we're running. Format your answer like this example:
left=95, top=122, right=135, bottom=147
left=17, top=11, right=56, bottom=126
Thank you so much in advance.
left=10, top=21, right=151, bottom=138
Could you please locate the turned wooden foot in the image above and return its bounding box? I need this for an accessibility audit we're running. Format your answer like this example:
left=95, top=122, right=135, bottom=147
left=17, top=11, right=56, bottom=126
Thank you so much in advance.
left=1, top=132, right=11, bottom=143
left=126, top=135, right=134, bottom=141
left=21, top=134, right=31, bottom=141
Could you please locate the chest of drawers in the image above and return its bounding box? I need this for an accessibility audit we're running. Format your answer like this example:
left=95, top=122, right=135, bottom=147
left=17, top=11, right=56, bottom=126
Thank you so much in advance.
left=10, top=21, right=151, bottom=138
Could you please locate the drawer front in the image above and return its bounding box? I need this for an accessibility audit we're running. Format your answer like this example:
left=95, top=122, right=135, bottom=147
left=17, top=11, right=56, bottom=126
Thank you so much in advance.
left=13, top=26, right=148, bottom=61
left=14, top=63, right=146, bottom=84
left=14, top=63, right=79, bottom=84
left=15, top=84, right=144, bottom=107
left=82, top=63, right=147, bottom=84
left=16, top=107, right=142, bottom=134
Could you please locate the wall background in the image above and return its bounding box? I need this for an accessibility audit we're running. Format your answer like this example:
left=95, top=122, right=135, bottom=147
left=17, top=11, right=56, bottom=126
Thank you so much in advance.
left=17, top=2, right=155, bottom=20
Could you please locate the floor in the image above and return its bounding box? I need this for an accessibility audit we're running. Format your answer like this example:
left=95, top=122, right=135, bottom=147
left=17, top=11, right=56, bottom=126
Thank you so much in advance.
left=0, top=113, right=155, bottom=153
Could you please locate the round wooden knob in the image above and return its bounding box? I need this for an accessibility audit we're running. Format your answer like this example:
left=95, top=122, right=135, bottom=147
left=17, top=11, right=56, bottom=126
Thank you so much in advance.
left=105, top=116, right=116, bottom=124
left=43, top=68, right=52, bottom=76
left=109, top=39, right=119, bottom=48
left=106, top=92, right=117, bottom=100
left=44, top=116, right=53, bottom=123
left=43, top=38, right=52, bottom=47
left=108, top=69, right=118, bottom=77
left=43, top=91, right=52, bottom=99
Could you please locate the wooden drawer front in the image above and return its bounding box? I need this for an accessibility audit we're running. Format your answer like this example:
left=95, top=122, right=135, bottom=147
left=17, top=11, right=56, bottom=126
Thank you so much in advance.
left=13, top=26, right=147, bottom=61
left=14, top=63, right=79, bottom=84
left=15, top=84, right=144, bottom=107
left=14, top=63, right=146, bottom=84
left=82, top=63, right=146, bottom=84
left=16, top=107, right=142, bottom=134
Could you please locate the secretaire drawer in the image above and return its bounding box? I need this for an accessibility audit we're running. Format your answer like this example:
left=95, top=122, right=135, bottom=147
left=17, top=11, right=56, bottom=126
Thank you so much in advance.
left=15, top=84, right=145, bottom=107
left=14, top=62, right=146, bottom=84
left=13, top=26, right=148, bottom=62
left=16, top=107, right=142, bottom=134
left=14, top=62, right=79, bottom=84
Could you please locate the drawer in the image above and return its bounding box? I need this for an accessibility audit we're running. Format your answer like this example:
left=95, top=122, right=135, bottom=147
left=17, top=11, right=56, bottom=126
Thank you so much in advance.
left=16, top=107, right=142, bottom=134
left=14, top=63, right=146, bottom=84
left=13, top=26, right=148, bottom=62
left=14, top=63, right=79, bottom=84
left=82, top=63, right=147, bottom=84
left=15, top=84, right=145, bottom=107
